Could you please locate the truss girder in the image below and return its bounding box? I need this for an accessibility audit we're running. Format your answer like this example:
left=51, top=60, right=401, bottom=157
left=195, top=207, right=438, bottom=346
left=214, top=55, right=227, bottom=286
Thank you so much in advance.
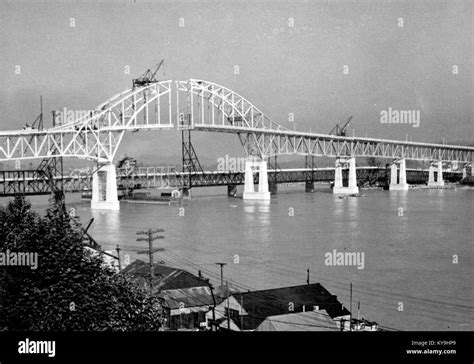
left=0, top=81, right=174, bottom=163
left=1, top=167, right=464, bottom=196
left=196, top=128, right=473, bottom=163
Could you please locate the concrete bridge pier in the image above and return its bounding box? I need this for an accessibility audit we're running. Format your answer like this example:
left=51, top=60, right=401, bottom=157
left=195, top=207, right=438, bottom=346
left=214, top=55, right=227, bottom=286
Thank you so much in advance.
left=428, top=165, right=435, bottom=185
left=389, top=158, right=409, bottom=191
left=428, top=161, right=444, bottom=187
left=333, top=157, right=359, bottom=194
left=243, top=159, right=270, bottom=200
left=334, top=159, right=343, bottom=191
left=91, top=162, right=120, bottom=210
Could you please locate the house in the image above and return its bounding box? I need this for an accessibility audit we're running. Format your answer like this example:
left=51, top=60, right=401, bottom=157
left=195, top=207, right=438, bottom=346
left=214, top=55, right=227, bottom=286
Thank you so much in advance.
left=206, top=283, right=351, bottom=331
left=123, top=259, right=211, bottom=292
left=256, top=310, right=339, bottom=331
left=123, top=259, right=216, bottom=330
left=340, top=317, right=380, bottom=332
left=158, top=286, right=215, bottom=330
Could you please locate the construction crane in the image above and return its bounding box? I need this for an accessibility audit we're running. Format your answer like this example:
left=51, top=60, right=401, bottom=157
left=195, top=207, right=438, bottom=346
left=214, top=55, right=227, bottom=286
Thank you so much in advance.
left=23, top=96, right=44, bottom=131
left=22, top=96, right=66, bottom=210
left=329, top=116, right=353, bottom=137
left=132, top=60, right=164, bottom=88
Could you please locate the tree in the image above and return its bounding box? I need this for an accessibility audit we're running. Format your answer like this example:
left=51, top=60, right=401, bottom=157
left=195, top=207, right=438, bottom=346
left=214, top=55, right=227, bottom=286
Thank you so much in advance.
left=0, top=195, right=162, bottom=331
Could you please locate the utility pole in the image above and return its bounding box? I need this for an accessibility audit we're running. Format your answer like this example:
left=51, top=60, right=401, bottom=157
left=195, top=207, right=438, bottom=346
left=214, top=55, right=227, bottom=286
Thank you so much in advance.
left=215, top=262, right=227, bottom=298
left=357, top=301, right=360, bottom=322
left=208, top=283, right=217, bottom=332
left=115, top=245, right=122, bottom=272
left=137, top=228, right=165, bottom=293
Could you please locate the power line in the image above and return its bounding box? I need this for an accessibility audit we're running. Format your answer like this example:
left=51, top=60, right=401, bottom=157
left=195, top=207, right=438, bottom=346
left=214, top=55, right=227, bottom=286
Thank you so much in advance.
left=161, top=240, right=472, bottom=322
left=100, top=230, right=472, bottom=328
left=165, top=232, right=474, bottom=308
left=135, top=245, right=473, bottom=327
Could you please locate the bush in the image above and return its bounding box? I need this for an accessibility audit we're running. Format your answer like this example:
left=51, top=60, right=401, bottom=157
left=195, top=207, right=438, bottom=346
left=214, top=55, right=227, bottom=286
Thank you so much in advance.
left=0, top=196, right=162, bottom=331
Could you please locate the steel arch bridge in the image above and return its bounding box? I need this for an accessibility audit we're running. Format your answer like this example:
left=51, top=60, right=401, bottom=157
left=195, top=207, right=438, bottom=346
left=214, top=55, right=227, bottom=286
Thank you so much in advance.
left=0, top=79, right=473, bottom=166
left=178, top=80, right=473, bottom=164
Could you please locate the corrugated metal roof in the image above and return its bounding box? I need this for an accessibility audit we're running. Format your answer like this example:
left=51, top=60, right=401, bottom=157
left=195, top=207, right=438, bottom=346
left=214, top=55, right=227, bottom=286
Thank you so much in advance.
left=256, top=310, right=339, bottom=331
left=123, top=259, right=176, bottom=276
left=159, top=286, right=214, bottom=310
left=123, top=260, right=211, bottom=291
left=220, top=283, right=350, bottom=331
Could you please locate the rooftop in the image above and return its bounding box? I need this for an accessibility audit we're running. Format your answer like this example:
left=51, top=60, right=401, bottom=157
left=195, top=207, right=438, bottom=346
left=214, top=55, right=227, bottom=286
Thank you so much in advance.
left=227, top=283, right=350, bottom=330
left=159, top=286, right=214, bottom=311
left=256, top=310, right=339, bottom=331
left=123, top=259, right=211, bottom=291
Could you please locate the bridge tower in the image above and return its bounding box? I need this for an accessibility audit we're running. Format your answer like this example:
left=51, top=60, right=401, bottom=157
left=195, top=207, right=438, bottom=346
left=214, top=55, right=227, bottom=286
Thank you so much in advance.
left=333, top=157, right=359, bottom=194
left=389, top=158, right=409, bottom=191
left=91, top=163, right=119, bottom=210
left=428, top=160, right=444, bottom=188
left=243, top=158, right=270, bottom=200
left=181, top=128, right=203, bottom=198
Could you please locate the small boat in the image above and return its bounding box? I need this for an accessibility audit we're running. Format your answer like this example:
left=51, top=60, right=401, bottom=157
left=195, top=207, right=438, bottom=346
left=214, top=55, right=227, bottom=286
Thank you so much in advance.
left=349, top=193, right=366, bottom=197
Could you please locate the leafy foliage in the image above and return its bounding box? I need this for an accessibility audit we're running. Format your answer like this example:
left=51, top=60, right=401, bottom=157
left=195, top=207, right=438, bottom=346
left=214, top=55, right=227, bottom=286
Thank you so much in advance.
left=0, top=196, right=162, bottom=331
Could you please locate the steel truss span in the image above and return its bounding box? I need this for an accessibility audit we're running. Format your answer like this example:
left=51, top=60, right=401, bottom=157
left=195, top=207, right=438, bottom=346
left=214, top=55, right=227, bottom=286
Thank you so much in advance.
left=0, top=166, right=464, bottom=197
left=175, top=79, right=473, bottom=163
left=0, top=81, right=174, bottom=163
left=232, top=129, right=473, bottom=163
left=0, top=79, right=472, bottom=165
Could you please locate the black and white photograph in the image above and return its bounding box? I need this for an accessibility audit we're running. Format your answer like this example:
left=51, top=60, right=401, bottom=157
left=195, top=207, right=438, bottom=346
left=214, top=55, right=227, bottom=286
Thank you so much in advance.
left=0, top=0, right=472, bottom=359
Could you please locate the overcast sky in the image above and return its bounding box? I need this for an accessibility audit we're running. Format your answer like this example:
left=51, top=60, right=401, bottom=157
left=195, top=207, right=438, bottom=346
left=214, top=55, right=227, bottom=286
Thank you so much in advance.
left=0, top=0, right=472, bottom=165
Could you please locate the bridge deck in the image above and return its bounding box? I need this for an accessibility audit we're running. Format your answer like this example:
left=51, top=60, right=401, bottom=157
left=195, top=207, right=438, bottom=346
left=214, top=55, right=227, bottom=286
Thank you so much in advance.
left=0, top=167, right=463, bottom=197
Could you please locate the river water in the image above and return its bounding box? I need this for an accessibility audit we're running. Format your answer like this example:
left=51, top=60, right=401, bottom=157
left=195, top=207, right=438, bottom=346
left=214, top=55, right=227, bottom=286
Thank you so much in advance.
left=7, top=184, right=473, bottom=331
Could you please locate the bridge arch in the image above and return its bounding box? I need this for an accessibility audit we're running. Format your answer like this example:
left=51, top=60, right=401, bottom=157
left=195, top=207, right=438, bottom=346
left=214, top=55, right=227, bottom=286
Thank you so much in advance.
left=175, top=79, right=287, bottom=132
left=0, top=81, right=174, bottom=164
